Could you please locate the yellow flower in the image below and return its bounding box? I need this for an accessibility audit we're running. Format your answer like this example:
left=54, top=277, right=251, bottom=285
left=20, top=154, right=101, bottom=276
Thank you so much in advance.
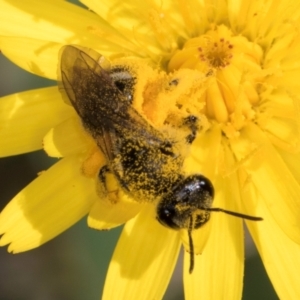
left=1, top=0, right=300, bottom=299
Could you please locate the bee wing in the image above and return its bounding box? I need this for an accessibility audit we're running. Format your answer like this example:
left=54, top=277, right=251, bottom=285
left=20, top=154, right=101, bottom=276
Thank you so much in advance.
left=58, top=45, right=113, bottom=112
left=59, top=45, right=167, bottom=160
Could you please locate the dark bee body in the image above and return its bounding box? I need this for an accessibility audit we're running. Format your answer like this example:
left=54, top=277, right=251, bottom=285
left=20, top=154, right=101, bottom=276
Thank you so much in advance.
left=59, top=45, right=262, bottom=273
left=60, top=45, right=183, bottom=201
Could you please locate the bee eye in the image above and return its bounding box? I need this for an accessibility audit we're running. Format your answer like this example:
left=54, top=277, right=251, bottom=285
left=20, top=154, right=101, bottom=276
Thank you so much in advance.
left=110, top=67, right=136, bottom=102
left=114, top=80, right=126, bottom=93
left=156, top=175, right=214, bottom=231
left=197, top=175, right=214, bottom=199
left=156, top=205, right=180, bottom=230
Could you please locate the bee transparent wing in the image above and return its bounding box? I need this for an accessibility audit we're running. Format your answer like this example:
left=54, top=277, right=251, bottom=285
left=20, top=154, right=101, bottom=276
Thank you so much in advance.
left=58, top=45, right=113, bottom=113
left=59, top=45, right=167, bottom=161
left=95, top=125, right=119, bottom=161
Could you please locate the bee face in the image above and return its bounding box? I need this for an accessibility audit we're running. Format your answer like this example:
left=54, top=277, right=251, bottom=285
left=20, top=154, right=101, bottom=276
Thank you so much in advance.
left=156, top=175, right=214, bottom=230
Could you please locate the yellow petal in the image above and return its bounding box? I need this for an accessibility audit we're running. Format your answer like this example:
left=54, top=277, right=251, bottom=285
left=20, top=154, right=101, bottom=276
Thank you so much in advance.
left=184, top=217, right=243, bottom=300
left=0, top=156, right=96, bottom=252
left=44, top=117, right=89, bottom=158
left=103, top=205, right=181, bottom=300
left=0, top=37, right=62, bottom=79
left=245, top=183, right=300, bottom=299
left=242, top=124, right=300, bottom=244
left=0, top=0, right=111, bottom=43
left=265, top=118, right=300, bottom=153
left=276, top=147, right=300, bottom=185
left=88, top=194, right=142, bottom=230
left=0, top=0, right=90, bottom=39
left=81, top=0, right=187, bottom=58
left=0, top=0, right=136, bottom=76
left=0, top=87, right=74, bottom=157
left=180, top=220, right=212, bottom=255
left=185, top=125, right=222, bottom=181
left=184, top=172, right=244, bottom=300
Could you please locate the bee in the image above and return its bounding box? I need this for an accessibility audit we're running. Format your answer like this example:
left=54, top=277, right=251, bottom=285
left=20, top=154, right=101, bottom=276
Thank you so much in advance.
left=59, top=45, right=263, bottom=273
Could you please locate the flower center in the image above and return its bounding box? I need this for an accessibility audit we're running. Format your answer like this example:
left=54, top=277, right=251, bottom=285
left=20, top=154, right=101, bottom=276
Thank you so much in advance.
left=168, top=25, right=263, bottom=137
left=198, top=38, right=233, bottom=69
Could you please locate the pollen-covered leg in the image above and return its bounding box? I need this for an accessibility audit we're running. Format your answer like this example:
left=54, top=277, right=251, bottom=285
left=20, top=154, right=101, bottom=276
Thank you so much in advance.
left=97, top=165, right=120, bottom=203
left=98, top=165, right=110, bottom=186
left=183, top=115, right=200, bottom=144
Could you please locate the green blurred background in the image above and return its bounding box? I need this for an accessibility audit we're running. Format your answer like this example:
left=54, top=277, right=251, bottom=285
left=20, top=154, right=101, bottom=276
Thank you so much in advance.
left=0, top=1, right=278, bottom=299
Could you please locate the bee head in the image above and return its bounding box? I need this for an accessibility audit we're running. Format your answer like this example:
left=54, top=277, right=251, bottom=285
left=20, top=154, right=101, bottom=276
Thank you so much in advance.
left=156, top=175, right=262, bottom=273
left=156, top=175, right=215, bottom=230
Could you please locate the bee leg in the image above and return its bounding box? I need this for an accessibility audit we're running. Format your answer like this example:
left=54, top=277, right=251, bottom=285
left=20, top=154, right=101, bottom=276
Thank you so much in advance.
left=98, top=165, right=110, bottom=187
left=183, top=115, right=199, bottom=144
left=97, top=165, right=120, bottom=203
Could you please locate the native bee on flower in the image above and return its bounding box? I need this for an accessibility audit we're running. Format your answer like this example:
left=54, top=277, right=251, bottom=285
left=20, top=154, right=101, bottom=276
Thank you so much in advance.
left=59, top=45, right=262, bottom=273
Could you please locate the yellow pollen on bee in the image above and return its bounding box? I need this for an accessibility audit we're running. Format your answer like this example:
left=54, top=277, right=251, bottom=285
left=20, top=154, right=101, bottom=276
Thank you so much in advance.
left=82, top=147, right=107, bottom=178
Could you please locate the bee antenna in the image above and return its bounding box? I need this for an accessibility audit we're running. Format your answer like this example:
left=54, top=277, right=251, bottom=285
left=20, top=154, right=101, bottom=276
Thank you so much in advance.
left=188, top=216, right=195, bottom=274
left=205, top=207, right=263, bottom=221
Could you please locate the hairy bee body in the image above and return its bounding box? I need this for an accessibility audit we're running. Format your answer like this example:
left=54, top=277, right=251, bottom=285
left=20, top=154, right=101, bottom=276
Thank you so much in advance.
left=59, top=45, right=185, bottom=202
left=59, top=45, right=262, bottom=273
